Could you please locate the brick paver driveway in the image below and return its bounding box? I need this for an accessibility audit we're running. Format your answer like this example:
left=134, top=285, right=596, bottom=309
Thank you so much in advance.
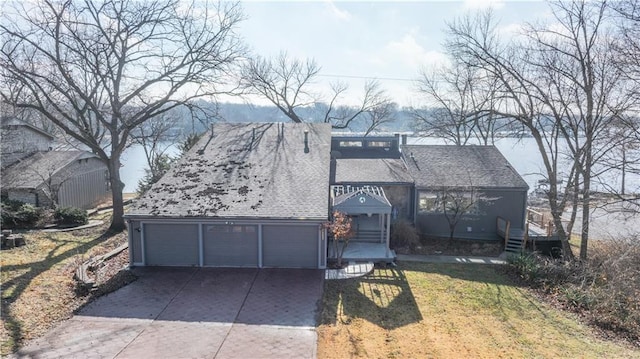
left=16, top=268, right=324, bottom=359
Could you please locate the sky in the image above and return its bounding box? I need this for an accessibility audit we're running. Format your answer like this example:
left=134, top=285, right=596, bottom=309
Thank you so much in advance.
left=235, top=0, right=553, bottom=107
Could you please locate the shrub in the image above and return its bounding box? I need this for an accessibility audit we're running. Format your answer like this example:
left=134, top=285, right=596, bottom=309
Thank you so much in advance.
left=508, top=238, right=640, bottom=343
left=54, top=207, right=88, bottom=226
left=390, top=219, right=420, bottom=250
left=1, top=201, right=43, bottom=229
left=507, top=252, right=542, bottom=283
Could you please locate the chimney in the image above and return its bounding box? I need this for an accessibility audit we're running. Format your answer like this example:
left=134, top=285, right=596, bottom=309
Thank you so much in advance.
left=401, top=134, right=408, bottom=145
left=304, top=130, right=309, bottom=153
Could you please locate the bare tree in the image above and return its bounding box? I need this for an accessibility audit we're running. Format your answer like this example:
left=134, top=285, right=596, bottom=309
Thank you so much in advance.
left=1, top=0, right=245, bottom=231
left=324, top=210, right=355, bottom=268
left=436, top=186, right=494, bottom=241
left=446, top=1, right=631, bottom=260
left=414, top=60, right=507, bottom=145
left=241, top=52, right=394, bottom=131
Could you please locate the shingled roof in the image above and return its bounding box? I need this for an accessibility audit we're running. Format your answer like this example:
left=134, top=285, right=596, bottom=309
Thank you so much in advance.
left=127, top=122, right=332, bottom=220
left=400, top=145, right=528, bottom=189
left=333, top=158, right=413, bottom=184
left=2, top=151, right=96, bottom=189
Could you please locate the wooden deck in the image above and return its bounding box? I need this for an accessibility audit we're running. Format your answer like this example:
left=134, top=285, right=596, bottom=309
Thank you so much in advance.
left=497, top=217, right=560, bottom=254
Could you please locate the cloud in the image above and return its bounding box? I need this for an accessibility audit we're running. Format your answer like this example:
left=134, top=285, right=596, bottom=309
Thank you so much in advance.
left=462, top=0, right=505, bottom=10
left=380, top=32, right=448, bottom=71
left=324, top=1, right=351, bottom=21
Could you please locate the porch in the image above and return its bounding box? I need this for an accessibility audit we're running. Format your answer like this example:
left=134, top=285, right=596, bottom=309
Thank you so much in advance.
left=329, top=185, right=395, bottom=264
left=328, top=242, right=397, bottom=263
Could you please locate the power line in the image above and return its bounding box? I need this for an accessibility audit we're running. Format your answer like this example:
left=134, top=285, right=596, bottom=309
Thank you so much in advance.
left=318, top=73, right=416, bottom=82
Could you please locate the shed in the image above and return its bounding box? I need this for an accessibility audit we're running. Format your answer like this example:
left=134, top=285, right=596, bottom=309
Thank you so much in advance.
left=1, top=151, right=109, bottom=209
left=125, top=122, right=332, bottom=269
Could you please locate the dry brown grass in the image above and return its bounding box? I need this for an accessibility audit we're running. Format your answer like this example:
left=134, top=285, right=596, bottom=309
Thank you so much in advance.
left=318, top=262, right=640, bottom=358
left=0, top=213, right=129, bottom=356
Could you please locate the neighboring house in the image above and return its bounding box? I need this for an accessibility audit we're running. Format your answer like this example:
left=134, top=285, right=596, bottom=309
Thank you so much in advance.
left=1, top=117, right=54, bottom=168
left=125, top=123, right=332, bottom=269
left=401, top=145, right=529, bottom=240
left=1, top=151, right=110, bottom=209
left=1, top=117, right=110, bottom=209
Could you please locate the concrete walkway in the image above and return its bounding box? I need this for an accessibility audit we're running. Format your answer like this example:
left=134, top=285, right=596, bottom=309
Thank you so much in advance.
left=397, top=253, right=508, bottom=265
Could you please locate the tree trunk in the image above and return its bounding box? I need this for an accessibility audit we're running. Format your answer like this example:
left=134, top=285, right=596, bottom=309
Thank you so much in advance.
left=580, top=162, right=591, bottom=260
left=108, top=155, right=126, bottom=232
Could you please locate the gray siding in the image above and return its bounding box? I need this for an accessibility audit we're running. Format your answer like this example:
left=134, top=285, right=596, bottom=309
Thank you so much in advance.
left=1, top=126, right=53, bottom=167
left=382, top=185, right=412, bottom=220
left=56, top=158, right=109, bottom=209
left=416, top=188, right=527, bottom=240
left=263, top=225, right=318, bottom=268
left=130, top=221, right=143, bottom=264
left=203, top=224, right=258, bottom=267
left=144, top=223, right=199, bottom=266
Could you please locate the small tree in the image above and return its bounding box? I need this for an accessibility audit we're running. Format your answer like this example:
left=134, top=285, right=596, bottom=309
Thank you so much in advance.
left=325, top=211, right=354, bottom=268
left=438, top=186, right=494, bottom=241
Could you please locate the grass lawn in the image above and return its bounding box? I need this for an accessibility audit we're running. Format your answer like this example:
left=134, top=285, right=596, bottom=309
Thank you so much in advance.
left=317, top=262, right=639, bottom=358
left=0, top=214, right=128, bottom=356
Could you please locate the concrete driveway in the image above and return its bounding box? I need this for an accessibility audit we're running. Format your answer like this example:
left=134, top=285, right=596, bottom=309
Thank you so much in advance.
left=16, top=268, right=324, bottom=358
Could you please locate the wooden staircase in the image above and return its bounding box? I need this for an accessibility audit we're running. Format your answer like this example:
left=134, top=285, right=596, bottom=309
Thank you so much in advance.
left=497, top=217, right=526, bottom=254
left=505, top=236, right=525, bottom=254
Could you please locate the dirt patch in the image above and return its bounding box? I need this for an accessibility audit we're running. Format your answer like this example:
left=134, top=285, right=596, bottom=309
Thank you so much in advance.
left=395, top=236, right=503, bottom=257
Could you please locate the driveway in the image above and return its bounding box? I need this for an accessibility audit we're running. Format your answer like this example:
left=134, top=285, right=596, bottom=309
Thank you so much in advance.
left=15, top=267, right=324, bottom=358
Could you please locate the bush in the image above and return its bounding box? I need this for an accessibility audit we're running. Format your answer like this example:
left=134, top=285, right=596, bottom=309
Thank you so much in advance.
left=1, top=201, right=43, bottom=229
left=508, top=238, right=640, bottom=343
left=390, top=219, right=420, bottom=250
left=54, top=207, right=88, bottom=226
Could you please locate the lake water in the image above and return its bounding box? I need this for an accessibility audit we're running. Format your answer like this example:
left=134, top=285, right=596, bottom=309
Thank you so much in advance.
left=119, top=137, right=636, bottom=194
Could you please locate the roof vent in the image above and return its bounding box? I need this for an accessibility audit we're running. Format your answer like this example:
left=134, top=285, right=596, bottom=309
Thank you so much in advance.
left=304, top=130, right=309, bottom=153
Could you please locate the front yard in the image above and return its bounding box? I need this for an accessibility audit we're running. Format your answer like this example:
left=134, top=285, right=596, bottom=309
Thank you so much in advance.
left=0, top=214, right=130, bottom=356
left=318, top=262, right=639, bottom=358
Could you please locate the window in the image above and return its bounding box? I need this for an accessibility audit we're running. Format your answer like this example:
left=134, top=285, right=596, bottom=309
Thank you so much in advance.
left=367, top=141, right=392, bottom=148
left=418, top=190, right=481, bottom=215
left=418, top=191, right=441, bottom=213
left=339, top=140, right=362, bottom=147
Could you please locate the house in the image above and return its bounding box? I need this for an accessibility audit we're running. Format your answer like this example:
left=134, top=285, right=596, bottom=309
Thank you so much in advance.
left=127, top=125, right=529, bottom=269
left=125, top=123, right=332, bottom=268
left=1, top=117, right=55, bottom=168
left=1, top=117, right=110, bottom=209
left=401, top=145, right=529, bottom=240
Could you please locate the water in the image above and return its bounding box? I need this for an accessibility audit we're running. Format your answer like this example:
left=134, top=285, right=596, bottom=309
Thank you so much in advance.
left=118, top=137, right=636, bottom=195
left=120, top=144, right=179, bottom=193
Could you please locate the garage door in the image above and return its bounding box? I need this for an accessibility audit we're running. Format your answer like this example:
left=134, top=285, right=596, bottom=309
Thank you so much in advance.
left=145, top=223, right=198, bottom=266
left=203, top=225, right=258, bottom=267
left=262, top=225, right=318, bottom=268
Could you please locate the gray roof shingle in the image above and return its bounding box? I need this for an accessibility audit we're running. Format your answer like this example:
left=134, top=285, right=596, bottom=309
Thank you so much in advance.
left=2, top=151, right=95, bottom=189
left=334, top=158, right=413, bottom=184
left=400, top=145, right=528, bottom=189
left=127, top=123, right=332, bottom=220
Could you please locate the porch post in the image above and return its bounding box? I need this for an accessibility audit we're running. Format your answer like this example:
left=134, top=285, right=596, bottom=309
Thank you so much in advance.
left=379, top=213, right=384, bottom=243
left=386, top=212, right=391, bottom=257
